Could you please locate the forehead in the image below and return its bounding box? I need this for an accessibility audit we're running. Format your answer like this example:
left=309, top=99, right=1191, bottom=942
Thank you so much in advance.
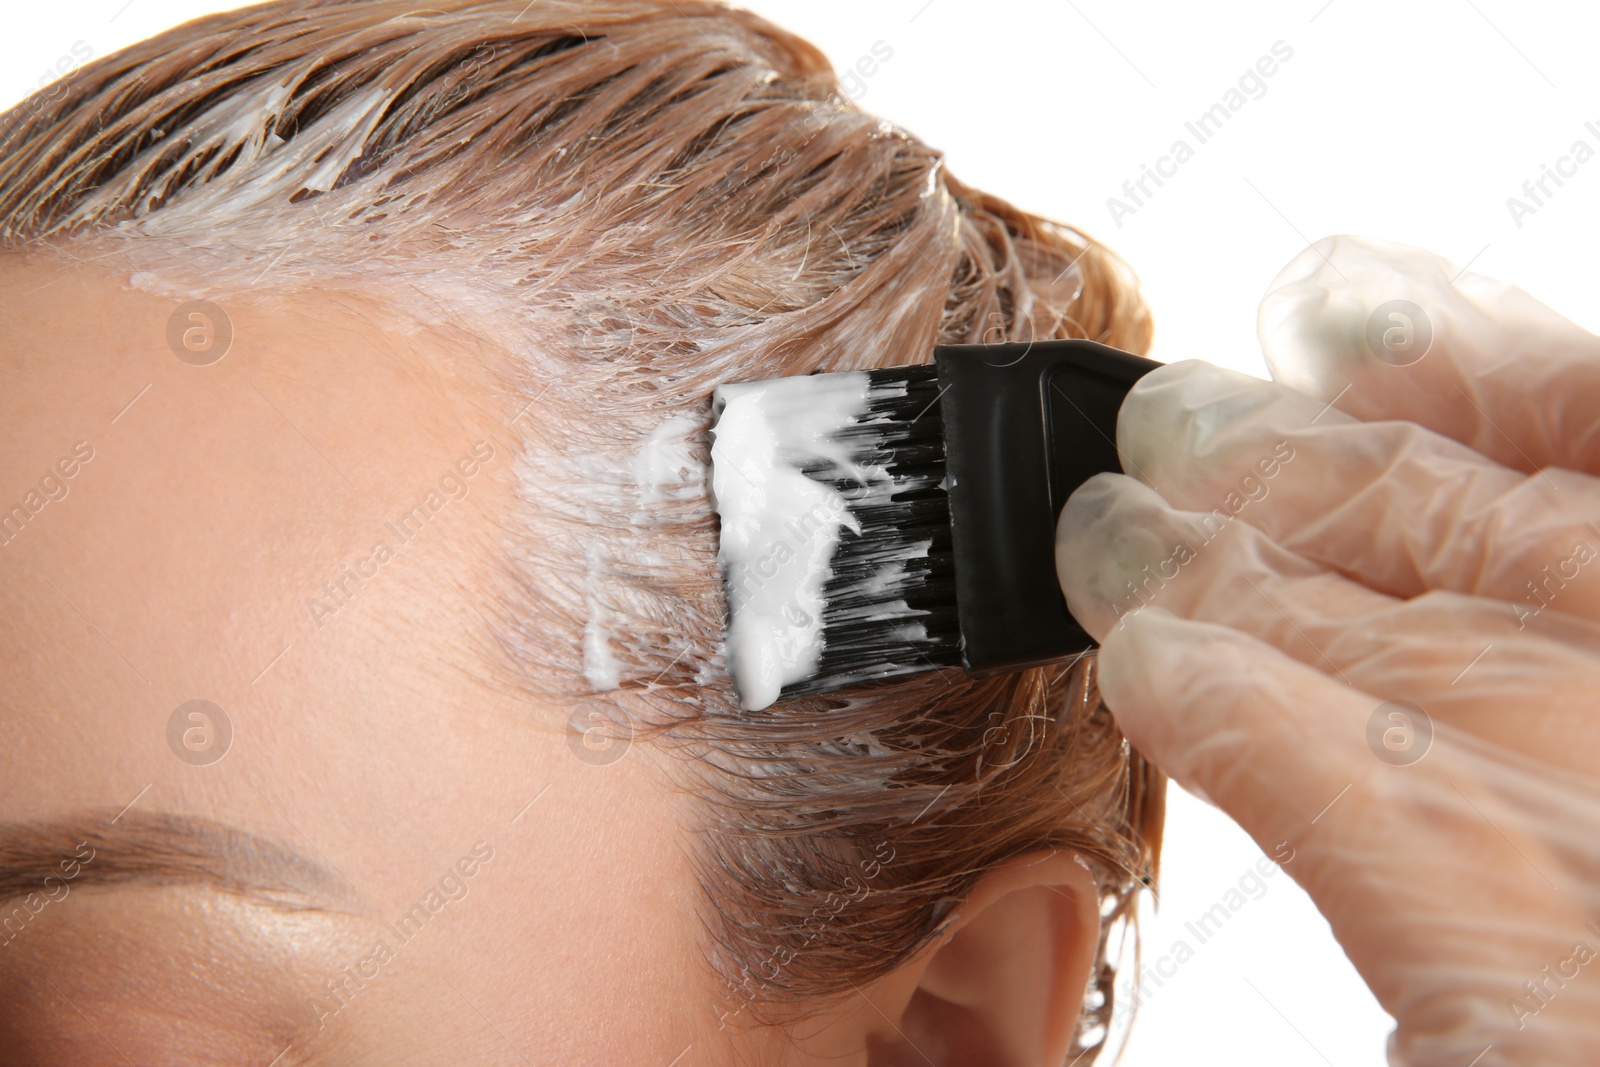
left=0, top=253, right=722, bottom=1061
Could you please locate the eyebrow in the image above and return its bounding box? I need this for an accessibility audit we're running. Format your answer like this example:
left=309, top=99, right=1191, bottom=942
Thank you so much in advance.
left=0, top=809, right=362, bottom=913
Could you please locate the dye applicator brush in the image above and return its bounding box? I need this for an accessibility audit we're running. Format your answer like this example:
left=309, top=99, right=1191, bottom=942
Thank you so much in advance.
left=709, top=339, right=1160, bottom=711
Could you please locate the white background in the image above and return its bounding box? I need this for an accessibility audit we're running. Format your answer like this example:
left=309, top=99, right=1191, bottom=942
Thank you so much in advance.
left=8, top=3, right=1599, bottom=1063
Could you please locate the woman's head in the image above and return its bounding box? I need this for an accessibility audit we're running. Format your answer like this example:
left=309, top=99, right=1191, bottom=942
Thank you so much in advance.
left=0, top=2, right=1161, bottom=1063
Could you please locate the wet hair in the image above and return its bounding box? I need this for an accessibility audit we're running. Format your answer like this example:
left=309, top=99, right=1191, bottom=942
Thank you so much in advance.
left=0, top=0, right=1163, bottom=1057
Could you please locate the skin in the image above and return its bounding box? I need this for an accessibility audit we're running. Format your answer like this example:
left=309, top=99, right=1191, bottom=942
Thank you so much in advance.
left=0, top=253, right=1100, bottom=1066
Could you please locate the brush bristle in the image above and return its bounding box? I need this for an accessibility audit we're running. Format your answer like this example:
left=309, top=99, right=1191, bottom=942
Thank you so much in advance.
left=777, top=364, right=961, bottom=699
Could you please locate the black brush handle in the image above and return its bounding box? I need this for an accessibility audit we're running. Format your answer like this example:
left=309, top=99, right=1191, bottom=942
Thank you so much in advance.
left=934, top=339, right=1161, bottom=674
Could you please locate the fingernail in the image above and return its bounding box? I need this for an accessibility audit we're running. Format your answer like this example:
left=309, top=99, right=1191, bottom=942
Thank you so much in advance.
left=1118, top=361, right=1316, bottom=493
left=1058, top=474, right=1197, bottom=641
left=1258, top=235, right=1455, bottom=398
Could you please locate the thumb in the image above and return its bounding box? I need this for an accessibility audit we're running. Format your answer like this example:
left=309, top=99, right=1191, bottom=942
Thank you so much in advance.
left=1257, top=233, right=1600, bottom=476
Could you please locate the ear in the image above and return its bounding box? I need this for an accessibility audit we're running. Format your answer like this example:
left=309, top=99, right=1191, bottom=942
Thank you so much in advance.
left=797, top=850, right=1103, bottom=1066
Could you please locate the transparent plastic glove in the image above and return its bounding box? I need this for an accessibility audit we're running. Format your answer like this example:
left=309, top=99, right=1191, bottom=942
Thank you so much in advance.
left=1056, top=235, right=1600, bottom=1066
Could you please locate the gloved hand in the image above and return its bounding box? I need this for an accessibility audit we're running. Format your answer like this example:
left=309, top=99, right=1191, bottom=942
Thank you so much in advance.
left=1056, top=235, right=1600, bottom=1066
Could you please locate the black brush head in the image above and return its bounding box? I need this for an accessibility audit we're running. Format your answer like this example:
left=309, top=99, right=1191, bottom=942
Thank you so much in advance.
left=777, top=364, right=961, bottom=699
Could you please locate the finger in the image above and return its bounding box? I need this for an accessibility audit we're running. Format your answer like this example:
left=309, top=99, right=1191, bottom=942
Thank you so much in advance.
left=1097, top=608, right=1600, bottom=1063
left=1257, top=234, right=1600, bottom=475
left=1059, top=471, right=1600, bottom=775
left=1112, top=359, right=1600, bottom=626
left=1094, top=605, right=1379, bottom=850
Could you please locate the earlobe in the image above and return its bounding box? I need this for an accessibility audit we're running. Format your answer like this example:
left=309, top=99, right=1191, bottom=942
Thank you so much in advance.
left=863, top=850, right=1104, bottom=1067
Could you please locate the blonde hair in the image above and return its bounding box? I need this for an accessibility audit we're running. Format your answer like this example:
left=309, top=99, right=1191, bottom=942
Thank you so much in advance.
left=0, top=1, right=1162, bottom=1057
